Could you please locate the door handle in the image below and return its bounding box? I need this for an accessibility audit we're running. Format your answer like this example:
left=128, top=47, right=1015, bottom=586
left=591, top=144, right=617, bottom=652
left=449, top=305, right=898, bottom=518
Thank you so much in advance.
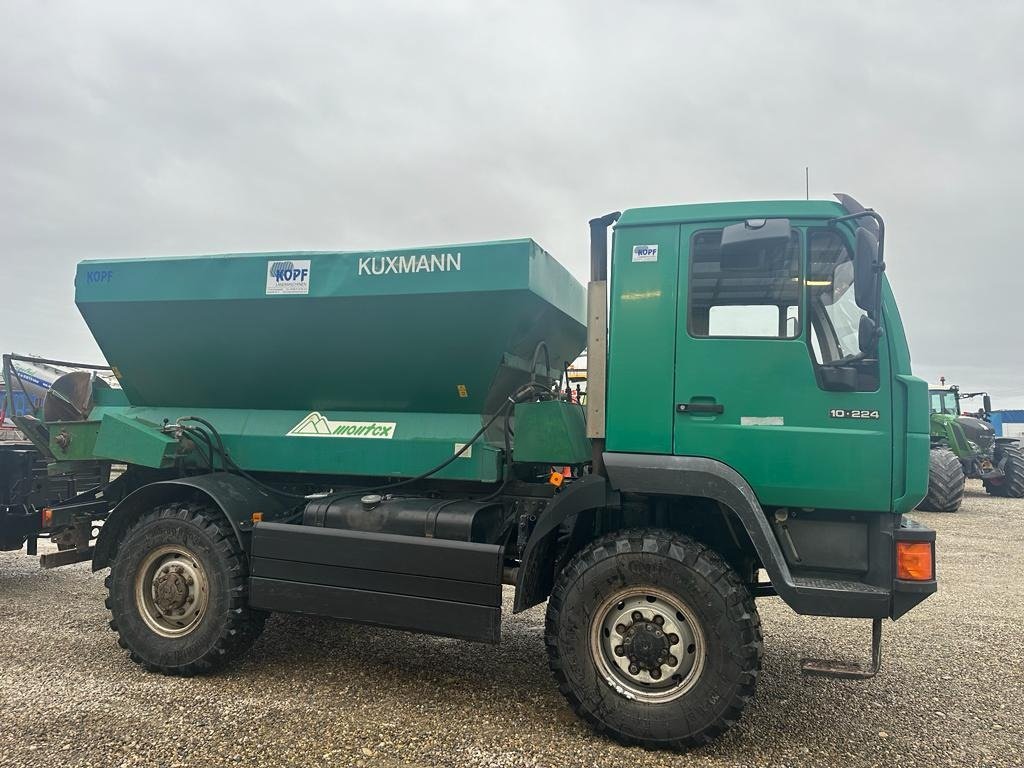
left=676, top=402, right=724, bottom=415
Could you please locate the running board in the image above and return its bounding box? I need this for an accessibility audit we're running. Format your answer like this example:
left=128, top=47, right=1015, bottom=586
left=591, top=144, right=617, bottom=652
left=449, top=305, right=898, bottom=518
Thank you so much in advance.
left=800, top=617, right=882, bottom=680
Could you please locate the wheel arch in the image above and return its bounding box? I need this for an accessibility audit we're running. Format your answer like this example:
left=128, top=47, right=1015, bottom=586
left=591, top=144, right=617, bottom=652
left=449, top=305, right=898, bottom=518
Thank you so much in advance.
left=513, top=454, right=798, bottom=613
left=92, top=472, right=288, bottom=571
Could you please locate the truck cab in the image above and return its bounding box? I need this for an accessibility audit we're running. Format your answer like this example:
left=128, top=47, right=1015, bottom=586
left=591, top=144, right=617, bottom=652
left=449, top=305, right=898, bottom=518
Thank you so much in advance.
left=604, top=197, right=928, bottom=514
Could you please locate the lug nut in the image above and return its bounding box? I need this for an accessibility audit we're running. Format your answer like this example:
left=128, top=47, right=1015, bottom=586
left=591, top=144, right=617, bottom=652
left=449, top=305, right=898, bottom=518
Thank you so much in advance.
left=631, top=611, right=643, bottom=622
left=186, top=576, right=194, bottom=585
left=650, top=668, right=662, bottom=680
left=615, top=623, right=627, bottom=635
left=653, top=615, right=664, bottom=626
left=614, top=646, right=625, bottom=657
left=628, top=664, right=640, bottom=675
left=667, top=655, right=678, bottom=666
left=668, top=633, right=679, bottom=645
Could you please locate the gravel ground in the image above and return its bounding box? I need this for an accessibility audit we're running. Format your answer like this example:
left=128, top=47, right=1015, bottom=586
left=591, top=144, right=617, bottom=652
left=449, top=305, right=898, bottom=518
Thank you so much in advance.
left=1, top=480, right=1021, bottom=768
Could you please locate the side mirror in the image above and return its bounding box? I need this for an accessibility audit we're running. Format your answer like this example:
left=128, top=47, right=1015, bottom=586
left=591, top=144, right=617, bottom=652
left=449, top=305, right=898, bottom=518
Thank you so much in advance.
left=858, top=314, right=878, bottom=355
left=854, top=227, right=879, bottom=313
left=983, top=394, right=992, bottom=413
left=720, top=218, right=791, bottom=268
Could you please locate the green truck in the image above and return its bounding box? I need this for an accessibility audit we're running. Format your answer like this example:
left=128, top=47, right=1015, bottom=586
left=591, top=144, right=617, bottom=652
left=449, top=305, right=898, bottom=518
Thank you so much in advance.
left=2, top=194, right=935, bottom=749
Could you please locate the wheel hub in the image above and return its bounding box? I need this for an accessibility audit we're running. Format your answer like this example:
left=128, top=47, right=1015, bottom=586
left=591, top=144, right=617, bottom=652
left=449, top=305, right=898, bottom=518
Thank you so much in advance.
left=135, top=547, right=209, bottom=638
left=592, top=589, right=705, bottom=703
left=621, top=619, right=672, bottom=671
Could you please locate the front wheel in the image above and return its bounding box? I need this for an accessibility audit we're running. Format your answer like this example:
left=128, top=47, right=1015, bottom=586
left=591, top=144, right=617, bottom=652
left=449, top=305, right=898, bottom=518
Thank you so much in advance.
left=545, top=529, right=762, bottom=749
left=985, top=443, right=1024, bottom=498
left=105, top=502, right=266, bottom=675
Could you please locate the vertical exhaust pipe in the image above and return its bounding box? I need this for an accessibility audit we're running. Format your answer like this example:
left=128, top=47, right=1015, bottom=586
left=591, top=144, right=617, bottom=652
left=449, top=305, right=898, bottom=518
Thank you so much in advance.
left=587, top=212, right=620, bottom=476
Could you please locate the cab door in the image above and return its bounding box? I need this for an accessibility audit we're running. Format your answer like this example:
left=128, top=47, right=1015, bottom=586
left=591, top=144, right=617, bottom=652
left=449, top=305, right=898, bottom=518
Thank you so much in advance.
left=672, top=223, right=893, bottom=512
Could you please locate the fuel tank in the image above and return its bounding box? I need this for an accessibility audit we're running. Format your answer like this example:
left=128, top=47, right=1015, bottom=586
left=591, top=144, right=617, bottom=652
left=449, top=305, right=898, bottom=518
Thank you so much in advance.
left=302, top=493, right=508, bottom=544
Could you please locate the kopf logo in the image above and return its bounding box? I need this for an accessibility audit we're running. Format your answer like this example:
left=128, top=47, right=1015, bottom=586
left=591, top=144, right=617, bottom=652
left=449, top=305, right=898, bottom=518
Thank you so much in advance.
left=631, top=244, right=659, bottom=263
left=86, top=270, right=114, bottom=284
left=268, top=261, right=308, bottom=283
left=265, top=259, right=312, bottom=295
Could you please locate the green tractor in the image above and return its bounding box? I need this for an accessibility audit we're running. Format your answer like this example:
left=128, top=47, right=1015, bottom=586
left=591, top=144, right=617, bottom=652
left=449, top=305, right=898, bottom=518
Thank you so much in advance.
left=919, top=382, right=1024, bottom=511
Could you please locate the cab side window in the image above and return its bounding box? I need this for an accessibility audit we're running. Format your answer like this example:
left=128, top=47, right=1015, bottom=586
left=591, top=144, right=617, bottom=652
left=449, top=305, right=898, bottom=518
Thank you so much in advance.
left=807, top=229, right=879, bottom=391
left=689, top=229, right=802, bottom=339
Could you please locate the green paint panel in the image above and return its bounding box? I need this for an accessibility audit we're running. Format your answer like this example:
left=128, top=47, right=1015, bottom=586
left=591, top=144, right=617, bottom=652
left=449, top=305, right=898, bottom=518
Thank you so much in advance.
left=93, top=412, right=179, bottom=468
left=606, top=202, right=929, bottom=515
left=76, top=239, right=585, bottom=413
left=513, top=401, right=590, bottom=465
left=87, top=405, right=504, bottom=482
left=47, top=421, right=101, bottom=462
left=617, top=200, right=847, bottom=228
left=606, top=224, right=680, bottom=453
left=73, top=239, right=586, bottom=483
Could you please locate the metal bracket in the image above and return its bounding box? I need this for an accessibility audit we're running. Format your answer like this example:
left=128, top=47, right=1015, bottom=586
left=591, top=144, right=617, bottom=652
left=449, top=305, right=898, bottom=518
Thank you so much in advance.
left=40, top=546, right=94, bottom=569
left=800, top=617, right=882, bottom=680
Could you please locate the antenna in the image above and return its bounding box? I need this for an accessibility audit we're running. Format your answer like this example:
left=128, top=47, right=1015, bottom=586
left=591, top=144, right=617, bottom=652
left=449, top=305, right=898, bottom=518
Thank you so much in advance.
left=805, top=167, right=809, bottom=200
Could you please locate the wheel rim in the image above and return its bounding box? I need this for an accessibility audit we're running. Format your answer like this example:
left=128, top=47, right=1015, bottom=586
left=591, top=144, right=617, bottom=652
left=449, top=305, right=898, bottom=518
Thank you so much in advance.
left=134, top=545, right=210, bottom=638
left=590, top=586, right=706, bottom=703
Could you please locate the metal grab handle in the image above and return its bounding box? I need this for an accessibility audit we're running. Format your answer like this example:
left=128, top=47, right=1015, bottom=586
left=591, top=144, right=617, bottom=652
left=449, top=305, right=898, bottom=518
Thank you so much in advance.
left=676, top=402, right=724, bottom=415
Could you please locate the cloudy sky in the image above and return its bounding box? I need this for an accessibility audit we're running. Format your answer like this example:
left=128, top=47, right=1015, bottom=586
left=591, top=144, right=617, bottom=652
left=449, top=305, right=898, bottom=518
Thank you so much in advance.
left=2, top=2, right=1022, bottom=406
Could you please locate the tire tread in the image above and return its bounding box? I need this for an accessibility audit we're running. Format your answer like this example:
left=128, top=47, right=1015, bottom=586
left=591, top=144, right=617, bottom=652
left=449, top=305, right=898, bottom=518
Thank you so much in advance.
left=545, top=528, right=762, bottom=750
left=918, top=448, right=965, bottom=512
left=106, top=502, right=265, bottom=676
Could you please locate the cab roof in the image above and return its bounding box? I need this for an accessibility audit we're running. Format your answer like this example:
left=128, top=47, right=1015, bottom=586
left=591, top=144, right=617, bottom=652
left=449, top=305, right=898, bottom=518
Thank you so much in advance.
left=616, top=199, right=847, bottom=228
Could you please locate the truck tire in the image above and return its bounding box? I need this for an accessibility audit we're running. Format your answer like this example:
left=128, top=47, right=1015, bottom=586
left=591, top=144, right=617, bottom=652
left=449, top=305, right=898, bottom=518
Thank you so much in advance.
left=105, top=502, right=265, bottom=675
left=0, top=534, right=27, bottom=551
left=985, top=443, right=1024, bottom=498
left=545, top=529, right=762, bottom=749
left=917, top=449, right=965, bottom=512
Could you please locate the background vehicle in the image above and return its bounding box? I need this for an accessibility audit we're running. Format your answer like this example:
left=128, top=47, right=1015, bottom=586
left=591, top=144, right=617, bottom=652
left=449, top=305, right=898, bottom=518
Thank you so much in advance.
left=1, top=356, right=112, bottom=555
left=3, top=194, right=935, bottom=749
left=919, top=381, right=1024, bottom=512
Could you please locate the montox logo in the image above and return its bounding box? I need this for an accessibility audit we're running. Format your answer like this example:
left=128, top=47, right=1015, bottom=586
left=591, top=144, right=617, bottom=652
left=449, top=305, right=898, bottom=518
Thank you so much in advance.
left=266, top=259, right=311, bottom=295
left=287, top=412, right=397, bottom=439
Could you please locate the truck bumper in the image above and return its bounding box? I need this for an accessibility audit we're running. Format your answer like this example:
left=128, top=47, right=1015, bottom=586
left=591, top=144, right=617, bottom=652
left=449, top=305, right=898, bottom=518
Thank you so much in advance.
left=891, top=516, right=937, bottom=620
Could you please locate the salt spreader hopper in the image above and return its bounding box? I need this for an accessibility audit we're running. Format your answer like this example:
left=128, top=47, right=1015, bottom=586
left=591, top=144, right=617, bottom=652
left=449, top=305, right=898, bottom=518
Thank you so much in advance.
left=73, top=239, right=587, bottom=482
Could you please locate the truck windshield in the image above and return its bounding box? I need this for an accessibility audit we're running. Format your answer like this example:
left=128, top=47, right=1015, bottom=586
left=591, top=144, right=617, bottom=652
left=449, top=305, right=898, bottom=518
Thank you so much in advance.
left=929, top=391, right=958, bottom=414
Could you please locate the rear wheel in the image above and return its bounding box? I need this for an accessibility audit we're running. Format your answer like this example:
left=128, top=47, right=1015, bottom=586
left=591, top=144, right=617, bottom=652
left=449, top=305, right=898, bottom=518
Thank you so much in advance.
left=545, top=529, right=762, bottom=749
left=917, top=448, right=965, bottom=512
left=985, top=443, right=1024, bottom=498
left=105, top=502, right=265, bottom=674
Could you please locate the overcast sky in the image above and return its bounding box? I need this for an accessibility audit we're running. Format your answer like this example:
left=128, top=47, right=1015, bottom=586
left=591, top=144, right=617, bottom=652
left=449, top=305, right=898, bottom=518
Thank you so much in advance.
left=2, top=2, right=1022, bottom=406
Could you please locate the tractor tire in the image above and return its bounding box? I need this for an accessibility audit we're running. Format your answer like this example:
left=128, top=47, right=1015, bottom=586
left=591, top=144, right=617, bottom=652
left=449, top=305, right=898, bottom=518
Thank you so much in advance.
left=105, top=502, right=266, bottom=675
left=545, top=529, right=762, bottom=750
left=985, top=443, right=1024, bottom=498
left=917, top=449, right=965, bottom=512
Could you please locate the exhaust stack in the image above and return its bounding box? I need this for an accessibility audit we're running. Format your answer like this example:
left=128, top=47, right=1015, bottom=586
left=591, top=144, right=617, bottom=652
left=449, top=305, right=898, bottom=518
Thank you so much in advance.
left=586, top=212, right=620, bottom=475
